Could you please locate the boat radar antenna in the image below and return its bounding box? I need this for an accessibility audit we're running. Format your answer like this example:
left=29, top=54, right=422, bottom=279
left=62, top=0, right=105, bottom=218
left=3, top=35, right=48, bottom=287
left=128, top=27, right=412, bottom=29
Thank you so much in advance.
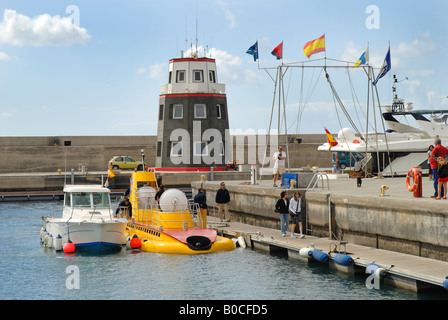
left=392, top=74, right=408, bottom=99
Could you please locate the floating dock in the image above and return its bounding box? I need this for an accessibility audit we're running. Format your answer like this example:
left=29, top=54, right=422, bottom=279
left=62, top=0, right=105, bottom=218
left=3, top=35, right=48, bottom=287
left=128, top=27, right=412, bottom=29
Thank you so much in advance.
left=192, top=173, right=448, bottom=294
left=210, top=217, right=448, bottom=293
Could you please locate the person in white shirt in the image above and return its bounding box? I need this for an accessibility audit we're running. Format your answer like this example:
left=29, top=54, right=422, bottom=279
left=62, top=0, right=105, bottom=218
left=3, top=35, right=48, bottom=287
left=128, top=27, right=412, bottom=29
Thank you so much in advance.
left=288, top=192, right=304, bottom=239
left=272, top=146, right=286, bottom=187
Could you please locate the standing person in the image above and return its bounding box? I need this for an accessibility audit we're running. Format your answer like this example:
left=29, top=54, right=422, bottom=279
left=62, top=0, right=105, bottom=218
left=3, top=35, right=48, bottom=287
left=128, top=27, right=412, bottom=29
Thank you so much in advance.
left=436, top=157, right=448, bottom=200
left=289, top=192, right=304, bottom=239
left=275, top=191, right=289, bottom=237
left=273, top=146, right=286, bottom=187
left=430, top=139, right=448, bottom=198
left=155, top=184, right=166, bottom=202
left=215, top=182, right=231, bottom=222
left=155, top=184, right=166, bottom=209
left=354, top=157, right=362, bottom=187
left=427, top=145, right=434, bottom=180
left=194, top=188, right=208, bottom=228
left=194, top=188, right=208, bottom=210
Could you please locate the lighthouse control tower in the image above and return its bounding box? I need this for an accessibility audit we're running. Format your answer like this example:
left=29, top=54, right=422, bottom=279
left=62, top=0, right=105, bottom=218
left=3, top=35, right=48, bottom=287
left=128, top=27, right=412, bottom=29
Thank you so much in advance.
left=155, top=51, right=230, bottom=168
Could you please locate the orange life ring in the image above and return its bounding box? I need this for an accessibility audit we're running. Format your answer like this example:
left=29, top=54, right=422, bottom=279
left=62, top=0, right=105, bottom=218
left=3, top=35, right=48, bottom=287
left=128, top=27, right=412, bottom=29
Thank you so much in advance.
left=406, top=168, right=419, bottom=192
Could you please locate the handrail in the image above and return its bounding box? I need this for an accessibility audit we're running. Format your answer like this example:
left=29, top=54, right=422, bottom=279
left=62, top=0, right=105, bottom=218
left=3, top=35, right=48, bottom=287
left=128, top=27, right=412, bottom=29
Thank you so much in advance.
left=128, top=196, right=203, bottom=230
left=306, top=172, right=330, bottom=191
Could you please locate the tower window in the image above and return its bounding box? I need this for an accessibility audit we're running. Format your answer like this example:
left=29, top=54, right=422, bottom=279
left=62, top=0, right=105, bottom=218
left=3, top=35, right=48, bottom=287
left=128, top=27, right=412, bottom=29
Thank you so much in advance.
left=194, top=104, right=206, bottom=119
left=159, top=105, right=164, bottom=120
left=168, top=71, right=172, bottom=84
left=176, top=70, right=185, bottom=82
left=193, top=70, right=203, bottom=82
left=173, top=104, right=183, bottom=119
left=209, top=70, right=216, bottom=83
left=216, top=104, right=221, bottom=119
left=157, top=141, right=162, bottom=157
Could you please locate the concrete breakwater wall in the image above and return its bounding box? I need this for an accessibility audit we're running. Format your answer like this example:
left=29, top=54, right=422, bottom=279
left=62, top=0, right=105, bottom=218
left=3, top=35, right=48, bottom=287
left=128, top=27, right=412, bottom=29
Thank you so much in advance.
left=306, top=192, right=448, bottom=262
left=0, top=170, right=253, bottom=193
left=0, top=134, right=330, bottom=173
left=192, top=176, right=448, bottom=263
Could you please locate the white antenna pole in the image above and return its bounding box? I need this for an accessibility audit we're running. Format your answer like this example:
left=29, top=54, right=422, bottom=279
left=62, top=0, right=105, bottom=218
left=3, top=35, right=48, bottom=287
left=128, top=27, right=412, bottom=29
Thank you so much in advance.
left=195, top=0, right=198, bottom=56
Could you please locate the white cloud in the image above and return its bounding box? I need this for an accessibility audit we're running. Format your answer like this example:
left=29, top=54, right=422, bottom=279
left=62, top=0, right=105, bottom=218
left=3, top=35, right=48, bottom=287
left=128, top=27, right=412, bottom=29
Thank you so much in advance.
left=136, top=66, right=147, bottom=74
left=0, top=52, right=11, bottom=61
left=181, top=45, right=262, bottom=86
left=340, top=41, right=384, bottom=69
left=0, top=109, right=19, bottom=117
left=216, top=0, right=238, bottom=29
left=0, top=9, right=91, bottom=46
left=136, top=63, right=167, bottom=80
left=149, top=63, right=166, bottom=79
left=207, top=47, right=262, bottom=86
left=395, top=32, right=436, bottom=59
left=341, top=33, right=437, bottom=71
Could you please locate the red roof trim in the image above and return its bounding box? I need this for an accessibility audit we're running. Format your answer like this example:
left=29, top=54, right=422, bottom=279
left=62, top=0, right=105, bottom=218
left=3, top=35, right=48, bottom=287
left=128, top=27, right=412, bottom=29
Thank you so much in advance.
left=169, top=58, right=215, bottom=63
left=159, top=93, right=226, bottom=99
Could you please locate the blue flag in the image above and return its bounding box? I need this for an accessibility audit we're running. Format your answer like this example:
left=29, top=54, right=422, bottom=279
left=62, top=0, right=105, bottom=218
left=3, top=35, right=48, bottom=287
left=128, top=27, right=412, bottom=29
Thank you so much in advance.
left=246, top=41, right=259, bottom=61
left=373, top=46, right=391, bottom=85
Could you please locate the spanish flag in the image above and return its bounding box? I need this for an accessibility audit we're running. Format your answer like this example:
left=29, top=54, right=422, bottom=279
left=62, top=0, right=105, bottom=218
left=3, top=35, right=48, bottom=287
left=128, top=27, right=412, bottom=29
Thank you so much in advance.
left=325, top=128, right=338, bottom=150
left=108, top=170, right=116, bottom=178
left=303, top=34, right=325, bottom=58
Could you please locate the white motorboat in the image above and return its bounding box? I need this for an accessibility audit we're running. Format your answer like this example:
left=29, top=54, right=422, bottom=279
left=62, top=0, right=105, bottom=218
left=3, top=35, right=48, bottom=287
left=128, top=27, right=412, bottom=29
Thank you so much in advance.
left=318, top=78, right=447, bottom=176
left=41, top=184, right=127, bottom=253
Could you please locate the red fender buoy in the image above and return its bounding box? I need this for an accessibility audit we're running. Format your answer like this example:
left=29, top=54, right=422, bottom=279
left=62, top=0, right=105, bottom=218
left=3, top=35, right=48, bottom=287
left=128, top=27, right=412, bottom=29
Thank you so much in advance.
left=130, top=235, right=141, bottom=249
left=63, top=240, right=76, bottom=253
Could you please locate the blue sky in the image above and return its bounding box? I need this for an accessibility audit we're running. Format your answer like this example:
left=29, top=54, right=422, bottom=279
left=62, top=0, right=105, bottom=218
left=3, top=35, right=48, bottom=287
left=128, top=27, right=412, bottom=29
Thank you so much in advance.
left=0, top=0, right=447, bottom=136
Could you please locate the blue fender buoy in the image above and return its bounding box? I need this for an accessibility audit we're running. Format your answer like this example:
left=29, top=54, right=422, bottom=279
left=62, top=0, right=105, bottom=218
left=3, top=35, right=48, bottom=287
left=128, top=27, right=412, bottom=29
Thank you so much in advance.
left=443, top=278, right=448, bottom=291
left=334, top=253, right=354, bottom=266
left=312, top=249, right=329, bottom=263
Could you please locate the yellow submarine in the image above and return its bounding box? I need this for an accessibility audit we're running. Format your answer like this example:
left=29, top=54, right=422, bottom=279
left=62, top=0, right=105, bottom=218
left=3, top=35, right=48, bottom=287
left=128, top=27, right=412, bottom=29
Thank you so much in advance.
left=123, top=171, right=235, bottom=254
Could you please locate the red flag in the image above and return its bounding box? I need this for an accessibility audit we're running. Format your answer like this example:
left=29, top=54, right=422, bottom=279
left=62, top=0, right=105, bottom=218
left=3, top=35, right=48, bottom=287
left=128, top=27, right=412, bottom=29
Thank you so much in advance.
left=271, top=41, right=283, bottom=60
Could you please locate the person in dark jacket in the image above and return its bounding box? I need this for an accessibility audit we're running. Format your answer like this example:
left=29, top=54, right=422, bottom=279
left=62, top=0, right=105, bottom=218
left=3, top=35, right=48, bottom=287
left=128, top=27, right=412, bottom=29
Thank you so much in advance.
left=194, top=188, right=208, bottom=209
left=275, top=191, right=289, bottom=237
left=194, top=188, right=208, bottom=228
left=115, top=198, right=132, bottom=218
left=215, top=182, right=230, bottom=222
left=155, top=185, right=166, bottom=202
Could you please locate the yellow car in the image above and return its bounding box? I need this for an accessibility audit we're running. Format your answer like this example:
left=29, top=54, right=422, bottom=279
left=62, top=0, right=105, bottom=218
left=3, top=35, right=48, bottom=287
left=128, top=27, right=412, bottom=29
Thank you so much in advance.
left=108, top=156, right=147, bottom=171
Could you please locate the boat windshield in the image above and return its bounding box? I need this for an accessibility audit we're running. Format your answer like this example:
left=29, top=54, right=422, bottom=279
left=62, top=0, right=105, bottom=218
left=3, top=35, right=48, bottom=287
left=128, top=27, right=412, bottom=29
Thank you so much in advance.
left=67, top=192, right=111, bottom=208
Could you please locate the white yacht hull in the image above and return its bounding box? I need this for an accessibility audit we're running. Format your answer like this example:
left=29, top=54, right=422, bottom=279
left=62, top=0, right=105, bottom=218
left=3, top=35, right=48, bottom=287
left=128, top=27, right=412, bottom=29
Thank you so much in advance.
left=45, top=218, right=126, bottom=252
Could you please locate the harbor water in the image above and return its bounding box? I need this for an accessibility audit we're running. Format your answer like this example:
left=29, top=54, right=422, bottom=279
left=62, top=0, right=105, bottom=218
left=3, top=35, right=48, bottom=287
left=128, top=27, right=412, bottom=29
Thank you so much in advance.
left=0, top=201, right=445, bottom=301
